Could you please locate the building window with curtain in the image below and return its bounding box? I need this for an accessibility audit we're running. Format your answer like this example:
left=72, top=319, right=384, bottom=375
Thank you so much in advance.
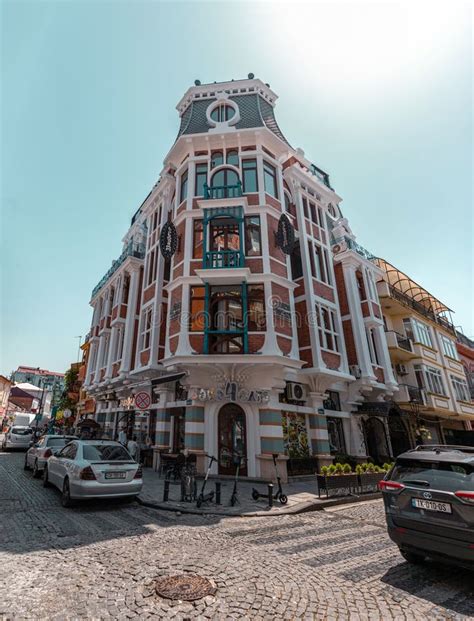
left=244, top=216, right=261, bottom=256
left=189, top=286, right=206, bottom=332
left=247, top=285, right=266, bottom=331
left=263, top=161, right=278, bottom=198
left=242, top=159, right=258, bottom=193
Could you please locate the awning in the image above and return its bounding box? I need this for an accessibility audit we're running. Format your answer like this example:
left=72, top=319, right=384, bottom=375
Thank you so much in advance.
left=374, top=258, right=452, bottom=316
left=152, top=372, right=186, bottom=386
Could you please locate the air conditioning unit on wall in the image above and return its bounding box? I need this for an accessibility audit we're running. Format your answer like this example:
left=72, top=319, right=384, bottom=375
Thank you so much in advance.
left=286, top=382, right=306, bottom=401
left=349, top=365, right=362, bottom=379
left=396, top=364, right=409, bottom=376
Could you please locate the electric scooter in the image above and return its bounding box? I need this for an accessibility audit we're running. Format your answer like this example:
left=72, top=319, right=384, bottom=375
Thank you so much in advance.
left=196, top=454, right=217, bottom=508
left=251, top=453, right=288, bottom=505
left=229, top=454, right=243, bottom=506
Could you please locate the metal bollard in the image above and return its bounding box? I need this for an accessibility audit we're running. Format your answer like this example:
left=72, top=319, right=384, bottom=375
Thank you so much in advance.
left=163, top=479, right=170, bottom=502
left=215, top=481, right=221, bottom=505
left=268, top=483, right=274, bottom=508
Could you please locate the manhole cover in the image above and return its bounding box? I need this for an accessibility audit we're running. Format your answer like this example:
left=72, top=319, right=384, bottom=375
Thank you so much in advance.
left=155, top=574, right=217, bottom=601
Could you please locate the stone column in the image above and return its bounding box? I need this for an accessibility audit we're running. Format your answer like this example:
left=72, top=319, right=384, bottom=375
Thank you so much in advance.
left=119, top=267, right=140, bottom=376
left=308, top=392, right=333, bottom=468
left=341, top=262, right=375, bottom=379
left=104, top=325, right=118, bottom=380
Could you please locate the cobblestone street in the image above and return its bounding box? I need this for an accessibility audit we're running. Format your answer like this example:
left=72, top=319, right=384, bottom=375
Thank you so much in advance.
left=1, top=449, right=473, bottom=620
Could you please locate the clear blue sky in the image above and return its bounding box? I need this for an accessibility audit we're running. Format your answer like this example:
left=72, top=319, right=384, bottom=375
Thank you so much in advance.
left=1, top=1, right=472, bottom=376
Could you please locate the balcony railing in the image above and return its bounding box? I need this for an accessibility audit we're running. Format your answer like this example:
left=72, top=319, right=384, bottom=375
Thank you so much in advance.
left=404, top=384, right=426, bottom=405
left=204, top=181, right=243, bottom=200
left=91, top=241, right=145, bottom=299
left=392, top=331, right=413, bottom=352
left=387, top=285, right=455, bottom=335
left=203, top=249, right=244, bottom=269
left=333, top=236, right=377, bottom=261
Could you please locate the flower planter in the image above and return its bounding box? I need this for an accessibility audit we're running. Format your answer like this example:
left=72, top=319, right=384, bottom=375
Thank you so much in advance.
left=317, top=474, right=359, bottom=498
left=358, top=472, right=385, bottom=493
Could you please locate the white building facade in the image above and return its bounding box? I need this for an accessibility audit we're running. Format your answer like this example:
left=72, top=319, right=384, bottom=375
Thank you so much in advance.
left=83, top=77, right=399, bottom=479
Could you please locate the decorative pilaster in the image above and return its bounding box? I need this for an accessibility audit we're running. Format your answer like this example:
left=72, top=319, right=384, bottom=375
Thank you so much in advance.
left=184, top=406, right=205, bottom=451
left=155, top=409, right=171, bottom=449
left=119, top=267, right=140, bottom=376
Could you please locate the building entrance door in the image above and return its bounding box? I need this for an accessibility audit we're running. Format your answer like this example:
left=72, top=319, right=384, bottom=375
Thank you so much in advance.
left=363, top=416, right=391, bottom=464
left=388, top=411, right=412, bottom=457
left=217, top=403, right=247, bottom=476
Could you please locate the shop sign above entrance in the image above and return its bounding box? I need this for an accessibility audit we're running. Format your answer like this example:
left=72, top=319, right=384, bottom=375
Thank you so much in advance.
left=119, top=396, right=135, bottom=410
left=191, top=381, right=270, bottom=404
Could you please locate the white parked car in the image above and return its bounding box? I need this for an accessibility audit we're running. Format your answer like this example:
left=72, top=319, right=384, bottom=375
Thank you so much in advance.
left=24, top=435, right=77, bottom=478
left=43, top=439, right=143, bottom=507
left=2, top=426, right=33, bottom=451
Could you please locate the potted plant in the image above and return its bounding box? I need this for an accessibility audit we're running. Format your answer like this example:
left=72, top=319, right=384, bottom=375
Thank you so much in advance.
left=317, top=462, right=359, bottom=498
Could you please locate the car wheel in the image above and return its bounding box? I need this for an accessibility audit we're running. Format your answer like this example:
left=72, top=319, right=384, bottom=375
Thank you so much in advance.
left=61, top=478, right=74, bottom=508
left=400, top=549, right=426, bottom=565
left=33, top=460, right=41, bottom=478
left=24, top=455, right=30, bottom=470
left=43, top=465, right=51, bottom=488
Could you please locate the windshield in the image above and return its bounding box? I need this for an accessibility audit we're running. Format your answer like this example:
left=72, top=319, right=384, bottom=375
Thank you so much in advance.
left=11, top=427, right=32, bottom=436
left=391, top=459, right=474, bottom=492
left=83, top=444, right=132, bottom=462
left=47, top=438, right=75, bottom=447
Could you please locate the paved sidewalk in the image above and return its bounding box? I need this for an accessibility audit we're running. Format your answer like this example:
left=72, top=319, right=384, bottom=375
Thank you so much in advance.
left=138, top=468, right=380, bottom=516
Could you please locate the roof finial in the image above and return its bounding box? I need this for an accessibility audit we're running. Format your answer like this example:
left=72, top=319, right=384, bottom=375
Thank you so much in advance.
left=248, top=73, right=255, bottom=79
left=194, top=79, right=201, bottom=86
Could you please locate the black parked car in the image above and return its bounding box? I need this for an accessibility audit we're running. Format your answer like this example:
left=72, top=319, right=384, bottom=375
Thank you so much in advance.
left=380, top=445, right=474, bottom=569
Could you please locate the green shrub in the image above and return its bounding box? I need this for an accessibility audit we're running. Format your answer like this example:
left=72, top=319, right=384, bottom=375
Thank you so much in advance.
left=355, top=464, right=363, bottom=475
left=343, top=463, right=352, bottom=474
left=320, top=465, right=329, bottom=476
left=328, top=464, right=337, bottom=475
left=334, top=462, right=344, bottom=474
left=366, top=463, right=375, bottom=473
left=374, top=465, right=382, bottom=473
left=361, top=463, right=369, bottom=472
left=382, top=462, right=391, bottom=472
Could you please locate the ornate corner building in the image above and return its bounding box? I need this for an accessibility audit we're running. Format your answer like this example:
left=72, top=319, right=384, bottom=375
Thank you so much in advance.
left=82, top=76, right=473, bottom=478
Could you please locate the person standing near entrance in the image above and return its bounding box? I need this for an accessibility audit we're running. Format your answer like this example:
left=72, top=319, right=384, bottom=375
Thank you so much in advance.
left=127, top=435, right=139, bottom=461
left=118, top=427, right=127, bottom=446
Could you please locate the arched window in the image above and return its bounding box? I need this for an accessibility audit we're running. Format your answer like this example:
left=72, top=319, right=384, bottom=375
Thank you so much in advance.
left=210, top=168, right=240, bottom=198
left=211, top=152, right=223, bottom=169
left=226, top=150, right=239, bottom=166
left=210, top=104, right=235, bottom=123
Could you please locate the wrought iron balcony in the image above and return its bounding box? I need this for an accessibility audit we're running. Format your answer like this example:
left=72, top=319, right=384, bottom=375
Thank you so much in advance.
left=333, top=236, right=377, bottom=261
left=91, top=241, right=145, bottom=299
left=203, top=249, right=244, bottom=269
left=406, top=384, right=426, bottom=405
left=203, top=181, right=243, bottom=200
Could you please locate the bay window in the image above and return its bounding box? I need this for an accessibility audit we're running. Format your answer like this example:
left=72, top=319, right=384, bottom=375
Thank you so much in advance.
left=405, top=318, right=433, bottom=348
left=195, top=163, right=208, bottom=197
left=179, top=169, right=188, bottom=204
left=451, top=375, right=470, bottom=402
left=242, top=159, right=258, bottom=193
left=415, top=364, right=446, bottom=396
left=263, top=161, right=278, bottom=198
left=441, top=335, right=459, bottom=360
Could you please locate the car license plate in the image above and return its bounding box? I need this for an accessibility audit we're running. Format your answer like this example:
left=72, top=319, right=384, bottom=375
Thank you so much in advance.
left=105, top=472, right=126, bottom=480
left=412, top=498, right=452, bottom=513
